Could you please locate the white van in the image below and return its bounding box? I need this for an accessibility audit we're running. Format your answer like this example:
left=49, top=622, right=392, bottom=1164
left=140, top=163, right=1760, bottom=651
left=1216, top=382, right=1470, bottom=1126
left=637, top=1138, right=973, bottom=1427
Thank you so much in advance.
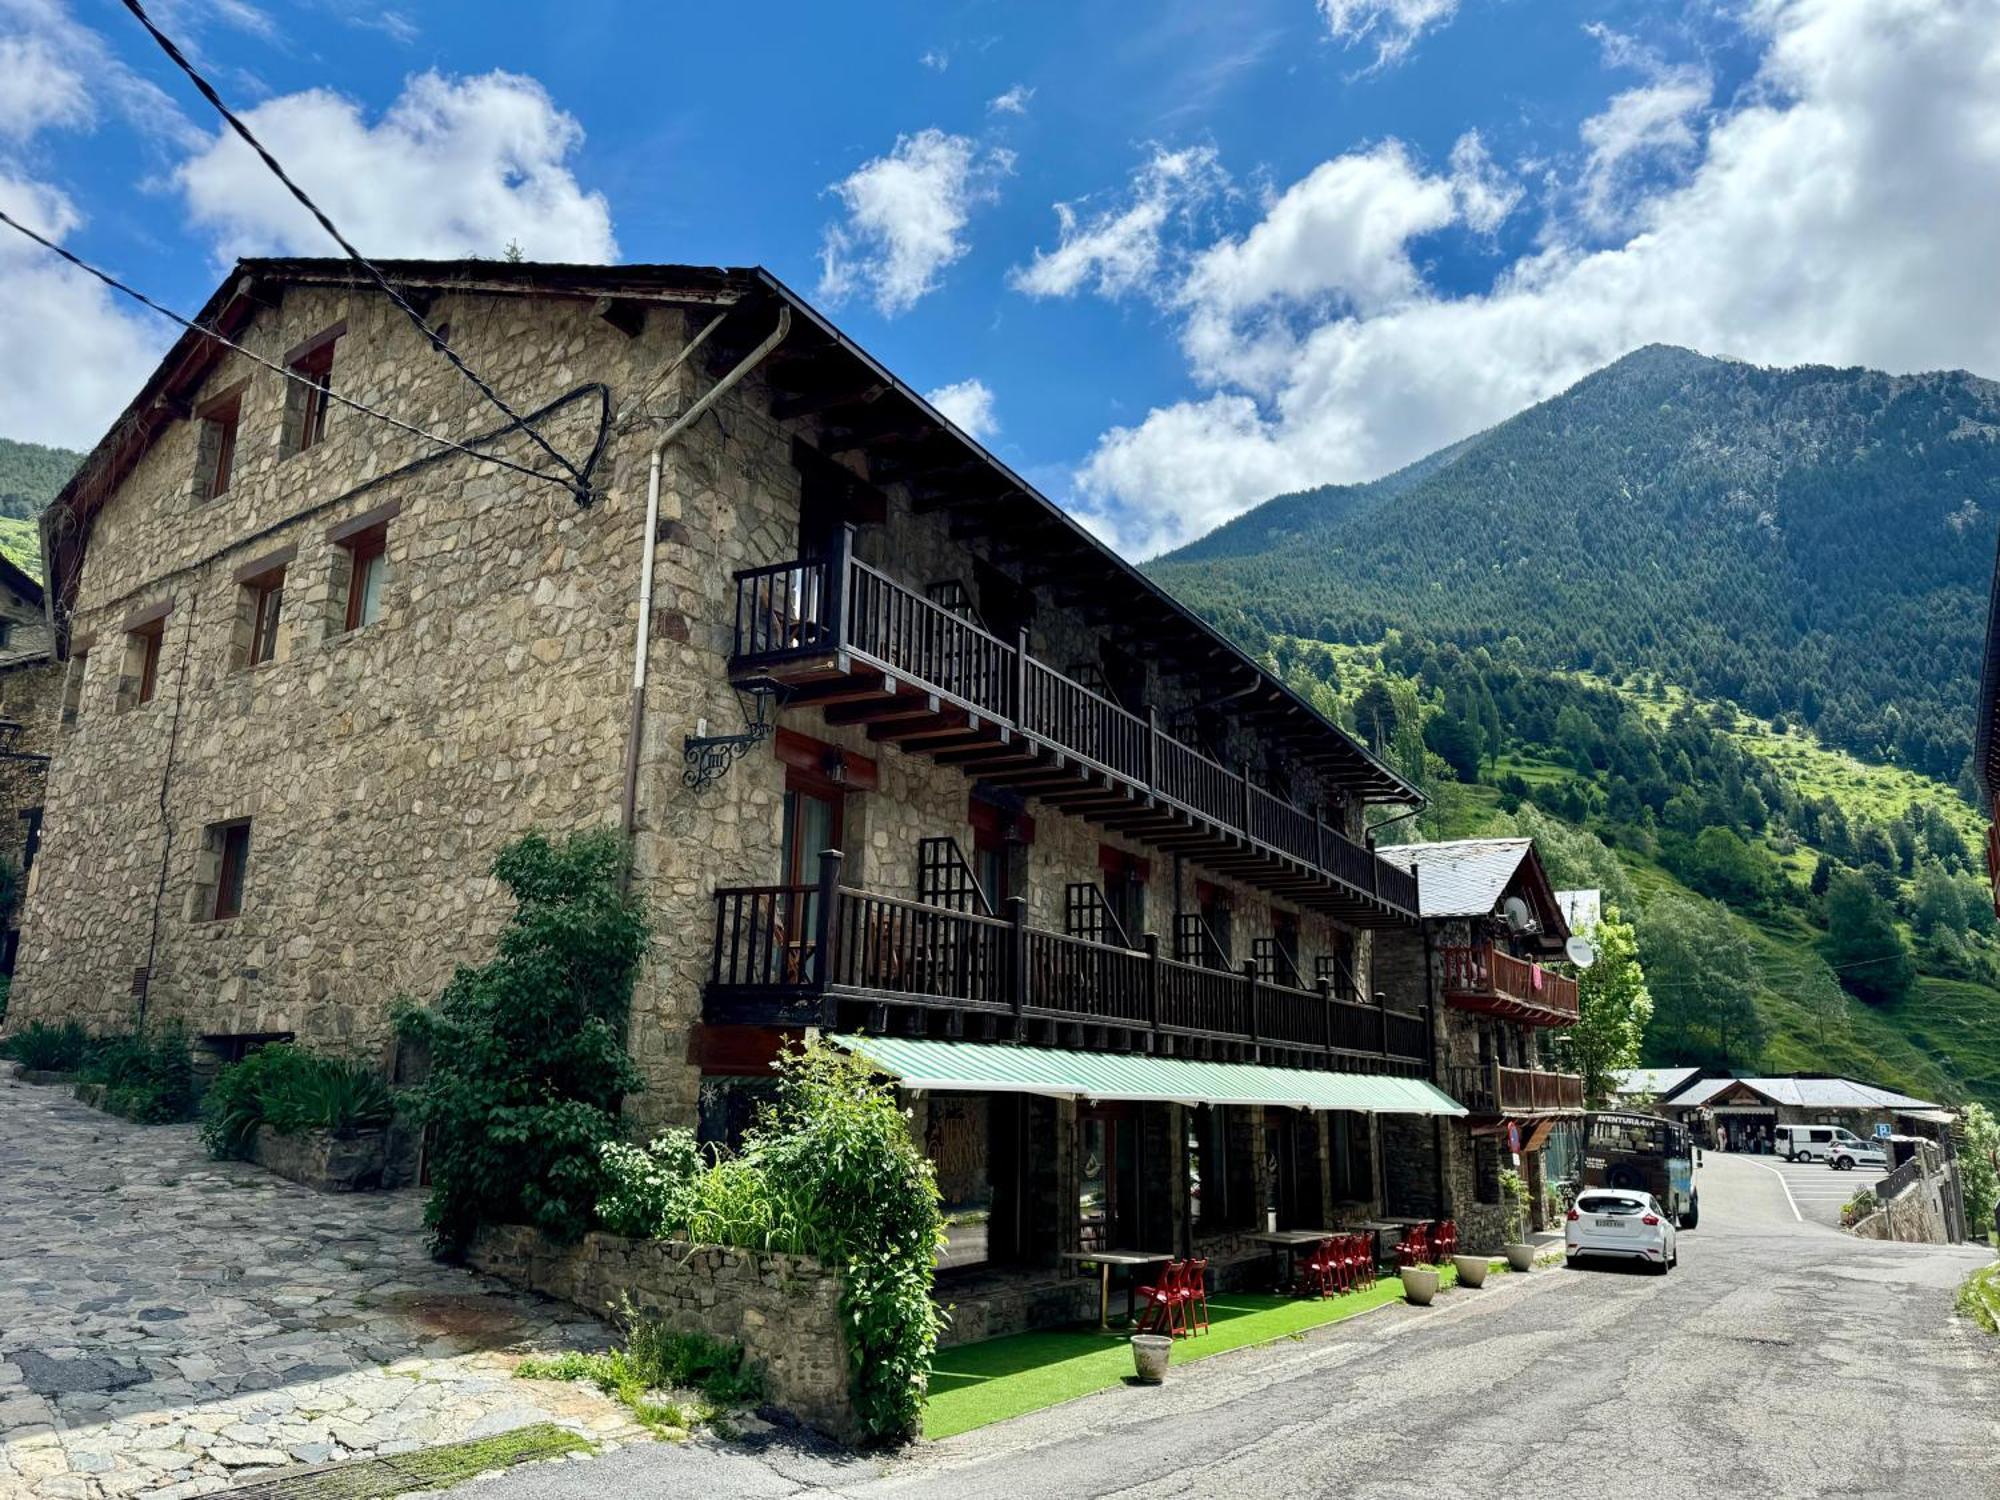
left=1775, top=1123, right=1870, bottom=1163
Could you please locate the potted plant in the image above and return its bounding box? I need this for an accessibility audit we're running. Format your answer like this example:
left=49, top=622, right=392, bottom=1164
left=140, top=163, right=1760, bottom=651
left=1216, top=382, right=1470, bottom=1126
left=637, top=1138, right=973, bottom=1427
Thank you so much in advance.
left=1450, top=1253, right=1489, bottom=1288
left=1499, top=1168, right=1535, bottom=1271
left=1131, top=1333, right=1173, bottom=1383
left=1399, top=1263, right=1441, bottom=1305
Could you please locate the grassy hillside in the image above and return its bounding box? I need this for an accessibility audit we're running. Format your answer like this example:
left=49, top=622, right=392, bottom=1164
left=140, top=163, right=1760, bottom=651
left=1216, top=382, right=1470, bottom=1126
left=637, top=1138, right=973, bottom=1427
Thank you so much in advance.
left=0, top=434, right=78, bottom=580
left=0, top=516, right=40, bottom=579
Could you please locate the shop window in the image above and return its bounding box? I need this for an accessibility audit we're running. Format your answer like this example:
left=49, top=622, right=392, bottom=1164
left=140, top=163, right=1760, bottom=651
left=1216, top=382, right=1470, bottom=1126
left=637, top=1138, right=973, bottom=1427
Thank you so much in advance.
left=928, top=1095, right=994, bottom=1271
left=283, top=324, right=343, bottom=455
left=1189, top=1105, right=1239, bottom=1231
left=1079, top=1104, right=1138, bottom=1251
left=195, top=389, right=242, bottom=499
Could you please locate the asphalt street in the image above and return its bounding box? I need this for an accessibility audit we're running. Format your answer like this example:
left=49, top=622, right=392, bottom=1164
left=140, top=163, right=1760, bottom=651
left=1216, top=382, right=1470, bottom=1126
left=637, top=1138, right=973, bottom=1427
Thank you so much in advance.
left=1728, top=1150, right=1878, bottom=1227
left=463, top=1152, right=2000, bottom=1500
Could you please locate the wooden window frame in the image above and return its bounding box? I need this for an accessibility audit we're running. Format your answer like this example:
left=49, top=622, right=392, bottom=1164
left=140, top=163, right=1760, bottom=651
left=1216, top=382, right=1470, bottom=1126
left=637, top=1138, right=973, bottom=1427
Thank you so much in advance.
left=197, top=387, right=244, bottom=499
left=286, top=324, right=343, bottom=455
left=341, top=526, right=388, bottom=633
left=780, top=770, right=846, bottom=888
left=246, top=567, right=285, bottom=666
left=128, top=619, right=166, bottom=706
left=210, top=819, right=252, bottom=921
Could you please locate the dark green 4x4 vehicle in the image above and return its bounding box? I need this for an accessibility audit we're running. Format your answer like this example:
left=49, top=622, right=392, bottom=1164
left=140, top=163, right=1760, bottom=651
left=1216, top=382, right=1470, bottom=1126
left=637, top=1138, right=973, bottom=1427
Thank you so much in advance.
left=1580, top=1111, right=1699, bottom=1229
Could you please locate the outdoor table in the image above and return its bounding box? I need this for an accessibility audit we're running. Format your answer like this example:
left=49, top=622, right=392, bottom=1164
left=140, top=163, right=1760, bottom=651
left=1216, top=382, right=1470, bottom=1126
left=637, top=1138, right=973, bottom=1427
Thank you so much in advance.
left=1341, top=1220, right=1402, bottom=1266
left=1250, top=1229, right=1328, bottom=1291
left=1061, top=1250, right=1173, bottom=1330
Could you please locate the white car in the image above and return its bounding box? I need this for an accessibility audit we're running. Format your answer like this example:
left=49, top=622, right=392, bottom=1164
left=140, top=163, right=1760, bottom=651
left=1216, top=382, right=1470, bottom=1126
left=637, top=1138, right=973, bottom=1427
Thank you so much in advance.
left=1827, top=1140, right=1888, bottom=1171
left=1565, top=1189, right=1678, bottom=1273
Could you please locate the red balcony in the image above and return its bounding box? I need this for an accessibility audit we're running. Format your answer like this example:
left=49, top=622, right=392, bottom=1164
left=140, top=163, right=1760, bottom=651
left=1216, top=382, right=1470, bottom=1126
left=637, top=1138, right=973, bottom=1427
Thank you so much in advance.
left=1439, top=945, right=1579, bottom=1026
left=1446, top=1063, right=1585, bottom=1117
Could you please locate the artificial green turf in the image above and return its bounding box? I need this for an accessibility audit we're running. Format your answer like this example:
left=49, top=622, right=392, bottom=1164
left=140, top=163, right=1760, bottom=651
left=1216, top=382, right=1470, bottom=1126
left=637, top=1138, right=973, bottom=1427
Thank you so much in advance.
left=924, top=1262, right=1465, bottom=1439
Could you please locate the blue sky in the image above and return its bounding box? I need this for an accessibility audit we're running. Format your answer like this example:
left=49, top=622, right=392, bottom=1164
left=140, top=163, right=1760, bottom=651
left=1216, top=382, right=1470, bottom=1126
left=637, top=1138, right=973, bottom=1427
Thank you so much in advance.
left=4, top=1, right=1997, bottom=555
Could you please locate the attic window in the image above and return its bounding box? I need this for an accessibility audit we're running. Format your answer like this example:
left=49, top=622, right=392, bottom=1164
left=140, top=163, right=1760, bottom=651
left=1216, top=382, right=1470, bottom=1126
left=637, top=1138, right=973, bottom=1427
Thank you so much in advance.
left=196, top=390, right=242, bottom=499
left=283, top=323, right=344, bottom=455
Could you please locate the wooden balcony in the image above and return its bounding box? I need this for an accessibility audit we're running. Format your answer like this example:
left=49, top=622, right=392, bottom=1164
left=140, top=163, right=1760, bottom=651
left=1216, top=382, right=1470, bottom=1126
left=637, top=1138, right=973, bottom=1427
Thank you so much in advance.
left=1446, top=1062, right=1585, bottom=1117
left=728, top=543, right=1420, bottom=928
left=1439, top=945, right=1579, bottom=1026
left=706, top=854, right=1432, bottom=1076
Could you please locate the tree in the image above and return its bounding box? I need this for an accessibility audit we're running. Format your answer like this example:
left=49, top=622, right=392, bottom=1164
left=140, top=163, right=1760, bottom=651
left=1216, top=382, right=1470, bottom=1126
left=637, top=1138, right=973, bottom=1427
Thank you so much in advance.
left=1508, top=802, right=1637, bottom=912
left=1822, top=868, right=1916, bottom=1005
left=1560, top=906, right=1651, bottom=1107
left=1636, top=895, right=1767, bottom=1071
left=1962, top=1102, right=1999, bottom=1238
left=1809, top=854, right=1835, bottom=898
left=1423, top=708, right=1484, bottom=782
left=1685, top=826, right=1781, bottom=909
left=1793, top=965, right=1849, bottom=1046
left=1911, top=859, right=1967, bottom=938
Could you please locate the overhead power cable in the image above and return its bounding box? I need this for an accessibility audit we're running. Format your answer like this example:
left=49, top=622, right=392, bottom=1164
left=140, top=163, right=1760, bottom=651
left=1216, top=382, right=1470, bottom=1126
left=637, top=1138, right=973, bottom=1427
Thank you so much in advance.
left=117, top=0, right=595, bottom=505
left=0, top=207, right=577, bottom=496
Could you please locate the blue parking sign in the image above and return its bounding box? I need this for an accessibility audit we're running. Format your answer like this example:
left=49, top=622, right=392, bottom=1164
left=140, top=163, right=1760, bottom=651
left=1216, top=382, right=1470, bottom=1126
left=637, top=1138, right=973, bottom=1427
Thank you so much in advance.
left=1874, top=1123, right=1890, bottom=1140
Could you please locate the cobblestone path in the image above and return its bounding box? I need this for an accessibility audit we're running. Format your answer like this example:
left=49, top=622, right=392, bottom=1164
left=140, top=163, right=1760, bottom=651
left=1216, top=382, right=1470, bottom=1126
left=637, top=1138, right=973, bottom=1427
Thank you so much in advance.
left=0, top=1073, right=640, bottom=1499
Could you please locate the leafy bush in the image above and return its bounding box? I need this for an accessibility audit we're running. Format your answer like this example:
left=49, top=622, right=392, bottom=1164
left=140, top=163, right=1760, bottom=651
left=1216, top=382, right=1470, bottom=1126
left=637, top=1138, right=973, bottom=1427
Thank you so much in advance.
left=1961, top=1102, right=1998, bottom=1235
left=1496, top=1167, right=1531, bottom=1243
left=1, top=1019, right=94, bottom=1071
left=592, top=1043, right=944, bottom=1442
left=80, top=1027, right=195, bottom=1123
left=1839, top=1187, right=1879, bottom=1229
left=200, top=1043, right=394, bottom=1159
left=397, top=830, right=647, bottom=1254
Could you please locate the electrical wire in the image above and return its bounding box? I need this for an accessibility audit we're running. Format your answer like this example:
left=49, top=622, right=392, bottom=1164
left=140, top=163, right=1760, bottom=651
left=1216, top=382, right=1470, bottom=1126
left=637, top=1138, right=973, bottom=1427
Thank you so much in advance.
left=0, top=207, right=576, bottom=496
left=117, top=0, right=594, bottom=504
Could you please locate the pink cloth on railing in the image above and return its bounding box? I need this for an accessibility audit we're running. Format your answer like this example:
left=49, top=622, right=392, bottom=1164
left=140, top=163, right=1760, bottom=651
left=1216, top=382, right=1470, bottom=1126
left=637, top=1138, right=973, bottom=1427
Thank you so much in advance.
left=1531, top=963, right=1544, bottom=991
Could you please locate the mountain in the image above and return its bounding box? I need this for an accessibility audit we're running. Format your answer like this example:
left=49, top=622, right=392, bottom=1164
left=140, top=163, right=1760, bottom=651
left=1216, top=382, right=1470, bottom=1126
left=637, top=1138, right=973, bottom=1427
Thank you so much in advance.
left=1149, top=345, right=2000, bottom=784
left=0, top=436, right=82, bottom=579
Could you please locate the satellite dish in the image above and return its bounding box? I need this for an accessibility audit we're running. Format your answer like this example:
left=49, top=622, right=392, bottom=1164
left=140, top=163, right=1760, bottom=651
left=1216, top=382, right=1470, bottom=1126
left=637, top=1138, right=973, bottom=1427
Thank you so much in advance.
left=1565, top=935, right=1598, bottom=969
left=1502, top=896, right=1533, bottom=931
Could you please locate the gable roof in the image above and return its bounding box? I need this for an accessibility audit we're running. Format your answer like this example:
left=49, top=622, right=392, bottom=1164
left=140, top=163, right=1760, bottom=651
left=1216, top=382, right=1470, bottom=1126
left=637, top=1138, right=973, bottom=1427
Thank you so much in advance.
left=0, top=552, right=52, bottom=672
left=39, top=257, right=1418, bottom=805
left=1665, top=1076, right=1940, bottom=1111
left=1376, top=837, right=1569, bottom=940
left=1610, top=1066, right=1701, bottom=1098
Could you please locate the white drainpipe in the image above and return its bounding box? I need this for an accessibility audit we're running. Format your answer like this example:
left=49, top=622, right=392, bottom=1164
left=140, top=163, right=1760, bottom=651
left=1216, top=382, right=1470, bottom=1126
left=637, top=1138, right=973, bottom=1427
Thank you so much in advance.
left=621, top=306, right=792, bottom=847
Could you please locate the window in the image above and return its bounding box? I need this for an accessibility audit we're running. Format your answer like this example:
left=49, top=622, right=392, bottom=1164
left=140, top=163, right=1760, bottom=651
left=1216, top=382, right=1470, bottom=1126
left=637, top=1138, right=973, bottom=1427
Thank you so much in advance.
left=780, top=779, right=844, bottom=887
left=289, top=337, right=338, bottom=453
left=240, top=566, right=285, bottom=666
left=341, top=527, right=388, bottom=632
left=121, top=617, right=166, bottom=709
left=197, top=391, right=241, bottom=498
left=209, top=820, right=251, bottom=920
left=969, top=793, right=1031, bottom=911
left=1272, top=910, right=1302, bottom=985
left=1100, top=846, right=1149, bottom=942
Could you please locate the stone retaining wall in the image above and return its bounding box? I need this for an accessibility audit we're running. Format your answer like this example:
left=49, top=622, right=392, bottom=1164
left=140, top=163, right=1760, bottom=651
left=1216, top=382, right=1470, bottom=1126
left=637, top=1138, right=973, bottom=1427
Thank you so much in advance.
left=467, top=1224, right=864, bottom=1442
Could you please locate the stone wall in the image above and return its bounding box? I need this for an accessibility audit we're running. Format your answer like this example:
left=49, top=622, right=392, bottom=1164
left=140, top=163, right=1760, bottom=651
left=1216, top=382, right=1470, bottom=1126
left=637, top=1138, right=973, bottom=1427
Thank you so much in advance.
left=467, top=1223, right=864, bottom=1442
left=1849, top=1142, right=1962, bottom=1245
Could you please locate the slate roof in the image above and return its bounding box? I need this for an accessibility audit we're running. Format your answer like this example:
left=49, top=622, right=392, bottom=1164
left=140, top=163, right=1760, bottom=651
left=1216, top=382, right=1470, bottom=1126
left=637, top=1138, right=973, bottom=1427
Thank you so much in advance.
left=1663, top=1076, right=1940, bottom=1112
left=1610, top=1066, right=1701, bottom=1098
left=1378, top=838, right=1543, bottom=921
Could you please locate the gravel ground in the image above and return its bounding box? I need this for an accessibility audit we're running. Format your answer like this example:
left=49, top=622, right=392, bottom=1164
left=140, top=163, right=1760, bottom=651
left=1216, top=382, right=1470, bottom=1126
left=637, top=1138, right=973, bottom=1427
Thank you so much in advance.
left=463, top=1151, right=2000, bottom=1500
left=0, top=1075, right=639, bottom=1500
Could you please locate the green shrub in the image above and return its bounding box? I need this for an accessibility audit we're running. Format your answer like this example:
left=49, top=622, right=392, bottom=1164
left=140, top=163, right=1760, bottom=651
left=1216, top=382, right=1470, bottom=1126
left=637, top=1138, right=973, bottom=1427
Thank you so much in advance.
left=516, top=1323, right=763, bottom=1432
left=80, top=1027, right=195, bottom=1123
left=1, top=1019, right=94, bottom=1071
left=200, top=1044, right=394, bottom=1159
left=1840, top=1186, right=1879, bottom=1228
left=397, top=830, right=647, bottom=1255
left=592, top=1043, right=944, bottom=1442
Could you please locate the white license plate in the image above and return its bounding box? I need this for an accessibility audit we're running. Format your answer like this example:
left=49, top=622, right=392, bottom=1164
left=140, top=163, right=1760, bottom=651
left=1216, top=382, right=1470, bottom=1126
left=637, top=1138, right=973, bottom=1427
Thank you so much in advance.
left=1596, top=1217, right=1624, bottom=1229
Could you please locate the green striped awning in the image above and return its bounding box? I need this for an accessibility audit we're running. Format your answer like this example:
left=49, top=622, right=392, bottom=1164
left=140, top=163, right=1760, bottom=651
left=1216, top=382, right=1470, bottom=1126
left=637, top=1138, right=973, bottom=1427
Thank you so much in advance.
left=828, top=1035, right=1466, bottom=1116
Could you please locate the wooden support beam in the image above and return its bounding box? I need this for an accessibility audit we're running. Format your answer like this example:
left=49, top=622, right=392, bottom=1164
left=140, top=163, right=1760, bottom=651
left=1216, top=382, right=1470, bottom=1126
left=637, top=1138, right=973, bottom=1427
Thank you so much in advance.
left=784, top=673, right=899, bottom=705
left=823, top=692, right=940, bottom=727
left=771, top=379, right=887, bottom=422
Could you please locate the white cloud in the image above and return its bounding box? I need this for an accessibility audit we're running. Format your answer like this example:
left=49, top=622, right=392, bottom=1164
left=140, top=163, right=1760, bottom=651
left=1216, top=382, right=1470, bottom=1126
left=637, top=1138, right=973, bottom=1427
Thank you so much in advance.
left=1448, top=129, right=1520, bottom=235
left=1575, top=25, right=1711, bottom=234
left=818, top=128, right=1013, bottom=316
left=0, top=34, right=89, bottom=139
left=1317, top=0, right=1459, bottom=69
left=173, top=70, right=617, bottom=262
left=927, top=377, right=999, bottom=440
left=1075, top=0, right=2000, bottom=557
left=0, top=176, right=164, bottom=449
left=1010, top=145, right=1226, bottom=300
left=920, top=48, right=949, bottom=72
left=989, top=84, right=1034, bottom=115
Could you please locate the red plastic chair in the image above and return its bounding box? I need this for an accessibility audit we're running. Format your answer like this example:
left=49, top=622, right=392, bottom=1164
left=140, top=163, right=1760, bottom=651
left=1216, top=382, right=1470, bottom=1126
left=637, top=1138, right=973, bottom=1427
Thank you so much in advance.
left=1345, top=1233, right=1374, bottom=1289
left=1433, top=1219, right=1458, bottom=1262
left=1135, top=1260, right=1186, bottom=1337
left=1395, top=1223, right=1432, bottom=1269
left=1185, top=1258, right=1211, bottom=1334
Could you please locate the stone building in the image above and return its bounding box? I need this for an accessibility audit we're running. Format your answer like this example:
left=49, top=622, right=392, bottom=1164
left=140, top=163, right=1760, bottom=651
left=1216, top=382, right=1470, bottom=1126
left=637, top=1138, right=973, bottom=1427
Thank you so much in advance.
left=1373, top=838, right=1585, bottom=1249
left=0, top=551, right=59, bottom=975
left=12, top=258, right=1465, bottom=1328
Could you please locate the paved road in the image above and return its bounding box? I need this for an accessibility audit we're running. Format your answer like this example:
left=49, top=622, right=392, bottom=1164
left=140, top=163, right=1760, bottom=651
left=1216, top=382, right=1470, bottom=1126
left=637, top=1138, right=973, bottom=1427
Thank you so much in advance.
left=468, top=1152, right=2000, bottom=1500
left=1724, top=1150, right=1877, bottom=1227
left=0, top=1074, right=635, bottom=1500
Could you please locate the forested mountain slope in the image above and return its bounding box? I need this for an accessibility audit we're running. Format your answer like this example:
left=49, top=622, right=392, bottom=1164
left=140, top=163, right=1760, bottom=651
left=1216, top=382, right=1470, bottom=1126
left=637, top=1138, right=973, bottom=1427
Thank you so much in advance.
left=0, top=435, right=81, bottom=579
left=1150, top=346, right=2000, bottom=782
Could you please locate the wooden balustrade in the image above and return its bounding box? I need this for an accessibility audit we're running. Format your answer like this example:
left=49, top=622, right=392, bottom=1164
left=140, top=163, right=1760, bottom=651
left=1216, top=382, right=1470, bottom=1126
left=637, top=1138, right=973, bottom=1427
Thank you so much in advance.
left=1445, top=1062, right=1585, bottom=1115
left=709, top=878, right=1430, bottom=1070
left=729, top=553, right=1420, bottom=922
left=1438, top=944, right=1580, bottom=1024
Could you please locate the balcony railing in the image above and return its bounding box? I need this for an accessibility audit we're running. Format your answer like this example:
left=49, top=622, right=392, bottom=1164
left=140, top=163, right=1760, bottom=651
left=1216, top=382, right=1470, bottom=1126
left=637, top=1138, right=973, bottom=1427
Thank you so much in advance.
left=729, top=547, right=1419, bottom=922
left=1439, top=945, right=1580, bottom=1026
left=1446, top=1062, right=1585, bottom=1116
left=707, top=852, right=1431, bottom=1073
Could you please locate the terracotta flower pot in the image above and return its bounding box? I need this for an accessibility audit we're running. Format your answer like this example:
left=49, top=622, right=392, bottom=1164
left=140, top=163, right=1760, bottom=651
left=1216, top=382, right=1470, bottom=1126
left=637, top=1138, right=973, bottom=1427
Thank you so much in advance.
left=1399, top=1266, right=1440, bottom=1306
left=1131, top=1334, right=1172, bottom=1384
left=1452, top=1254, right=1489, bottom=1288
left=1504, top=1243, right=1536, bottom=1272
